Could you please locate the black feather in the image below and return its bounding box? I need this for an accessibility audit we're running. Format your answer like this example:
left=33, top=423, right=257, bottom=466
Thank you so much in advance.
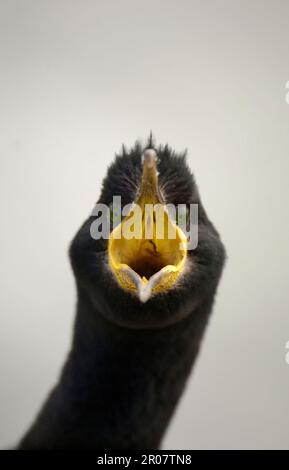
left=18, top=139, right=226, bottom=450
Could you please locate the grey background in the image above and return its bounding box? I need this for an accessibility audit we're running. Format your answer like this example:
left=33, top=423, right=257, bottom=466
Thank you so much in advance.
left=1, top=0, right=289, bottom=449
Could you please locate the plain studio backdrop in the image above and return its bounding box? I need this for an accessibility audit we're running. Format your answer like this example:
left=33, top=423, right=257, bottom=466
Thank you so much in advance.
left=1, top=0, right=289, bottom=450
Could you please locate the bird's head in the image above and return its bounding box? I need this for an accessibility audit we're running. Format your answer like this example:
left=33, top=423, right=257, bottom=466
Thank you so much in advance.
left=70, top=139, right=225, bottom=329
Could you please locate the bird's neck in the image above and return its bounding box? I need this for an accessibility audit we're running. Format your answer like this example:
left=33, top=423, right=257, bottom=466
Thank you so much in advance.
left=19, top=289, right=211, bottom=450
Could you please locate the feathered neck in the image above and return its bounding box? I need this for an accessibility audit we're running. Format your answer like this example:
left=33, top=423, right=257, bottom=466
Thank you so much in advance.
left=18, top=287, right=212, bottom=450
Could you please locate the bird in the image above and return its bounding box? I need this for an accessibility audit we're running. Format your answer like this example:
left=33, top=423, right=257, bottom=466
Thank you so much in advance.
left=17, top=137, right=226, bottom=450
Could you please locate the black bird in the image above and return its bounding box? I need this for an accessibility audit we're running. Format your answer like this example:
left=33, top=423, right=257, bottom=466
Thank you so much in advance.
left=18, top=138, right=226, bottom=450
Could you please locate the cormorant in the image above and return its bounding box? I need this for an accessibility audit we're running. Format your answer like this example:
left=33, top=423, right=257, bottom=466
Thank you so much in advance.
left=18, top=138, right=226, bottom=450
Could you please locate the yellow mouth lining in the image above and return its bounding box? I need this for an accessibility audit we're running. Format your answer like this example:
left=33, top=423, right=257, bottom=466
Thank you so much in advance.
left=108, top=149, right=188, bottom=302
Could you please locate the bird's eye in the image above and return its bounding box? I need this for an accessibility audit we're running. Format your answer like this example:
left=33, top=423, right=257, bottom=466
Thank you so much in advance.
left=176, top=205, right=190, bottom=227
left=109, top=203, right=122, bottom=226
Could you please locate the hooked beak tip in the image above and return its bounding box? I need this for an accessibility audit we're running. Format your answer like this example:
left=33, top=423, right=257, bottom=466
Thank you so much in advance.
left=142, top=148, right=157, bottom=168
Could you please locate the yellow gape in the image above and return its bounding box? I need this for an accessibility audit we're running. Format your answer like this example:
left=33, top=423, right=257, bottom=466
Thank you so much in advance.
left=108, top=149, right=187, bottom=302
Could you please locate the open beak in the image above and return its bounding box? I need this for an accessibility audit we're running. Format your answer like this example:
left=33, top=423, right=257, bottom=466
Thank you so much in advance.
left=108, top=149, right=188, bottom=302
